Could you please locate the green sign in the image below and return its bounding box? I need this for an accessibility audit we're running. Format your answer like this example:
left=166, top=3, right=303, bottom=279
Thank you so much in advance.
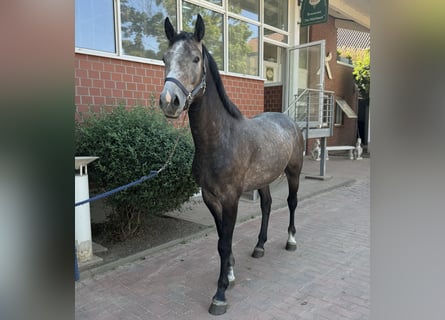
left=301, top=0, right=329, bottom=27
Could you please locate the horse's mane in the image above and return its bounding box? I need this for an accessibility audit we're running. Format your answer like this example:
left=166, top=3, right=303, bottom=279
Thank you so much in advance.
left=202, top=45, right=243, bottom=120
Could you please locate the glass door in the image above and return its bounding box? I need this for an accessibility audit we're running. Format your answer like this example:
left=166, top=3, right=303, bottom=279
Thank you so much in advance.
left=284, top=40, right=326, bottom=129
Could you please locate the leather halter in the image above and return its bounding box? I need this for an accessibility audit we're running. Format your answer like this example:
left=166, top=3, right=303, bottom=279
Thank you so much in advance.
left=164, top=55, right=207, bottom=110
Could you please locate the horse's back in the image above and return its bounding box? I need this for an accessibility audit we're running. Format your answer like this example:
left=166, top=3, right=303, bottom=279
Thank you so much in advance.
left=238, top=112, right=303, bottom=191
left=250, top=112, right=303, bottom=151
left=252, top=112, right=304, bottom=165
left=252, top=112, right=304, bottom=181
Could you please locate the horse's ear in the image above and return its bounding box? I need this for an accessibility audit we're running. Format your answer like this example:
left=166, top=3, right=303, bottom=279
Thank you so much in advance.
left=194, top=14, right=205, bottom=42
left=164, top=17, right=176, bottom=42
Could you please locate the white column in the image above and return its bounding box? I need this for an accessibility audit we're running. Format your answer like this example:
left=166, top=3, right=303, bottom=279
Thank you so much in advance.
left=75, top=174, right=93, bottom=262
left=74, top=156, right=98, bottom=263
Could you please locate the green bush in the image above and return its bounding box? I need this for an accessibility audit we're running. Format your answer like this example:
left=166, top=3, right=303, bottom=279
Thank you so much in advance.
left=75, top=105, right=199, bottom=240
left=353, top=49, right=370, bottom=102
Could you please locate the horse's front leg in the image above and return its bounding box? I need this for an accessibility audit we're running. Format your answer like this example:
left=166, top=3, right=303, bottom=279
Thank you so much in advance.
left=202, top=190, right=236, bottom=285
left=227, top=252, right=235, bottom=284
left=209, top=201, right=238, bottom=316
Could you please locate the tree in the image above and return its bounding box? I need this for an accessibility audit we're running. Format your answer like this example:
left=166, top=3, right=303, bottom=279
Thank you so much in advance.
left=353, top=49, right=370, bottom=102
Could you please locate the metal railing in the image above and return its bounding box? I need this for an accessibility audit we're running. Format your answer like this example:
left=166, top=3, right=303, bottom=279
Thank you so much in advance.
left=284, top=88, right=334, bottom=153
left=284, top=88, right=334, bottom=132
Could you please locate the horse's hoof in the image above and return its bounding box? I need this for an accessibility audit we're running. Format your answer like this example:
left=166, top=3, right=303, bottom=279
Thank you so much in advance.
left=285, top=242, right=297, bottom=251
left=209, top=299, right=228, bottom=315
left=252, top=247, right=265, bottom=258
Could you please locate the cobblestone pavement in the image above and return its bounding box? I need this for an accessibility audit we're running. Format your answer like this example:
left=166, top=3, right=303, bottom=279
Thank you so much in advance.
left=76, top=173, right=369, bottom=320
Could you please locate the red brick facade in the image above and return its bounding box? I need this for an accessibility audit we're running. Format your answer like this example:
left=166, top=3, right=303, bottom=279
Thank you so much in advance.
left=264, top=85, right=283, bottom=113
left=329, top=63, right=359, bottom=146
left=221, top=74, right=265, bottom=118
left=75, top=53, right=264, bottom=121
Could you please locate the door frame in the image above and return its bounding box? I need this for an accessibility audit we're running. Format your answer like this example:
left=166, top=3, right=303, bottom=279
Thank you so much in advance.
left=283, top=40, right=326, bottom=113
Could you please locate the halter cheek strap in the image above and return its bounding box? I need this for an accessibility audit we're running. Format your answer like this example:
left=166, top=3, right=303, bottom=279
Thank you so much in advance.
left=164, top=56, right=207, bottom=110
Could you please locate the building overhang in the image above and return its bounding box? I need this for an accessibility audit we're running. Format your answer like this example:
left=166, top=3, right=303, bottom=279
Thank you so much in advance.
left=336, top=98, right=357, bottom=118
left=328, top=0, right=370, bottom=31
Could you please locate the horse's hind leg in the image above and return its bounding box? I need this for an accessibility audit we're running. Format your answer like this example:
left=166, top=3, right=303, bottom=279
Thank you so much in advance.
left=285, top=169, right=301, bottom=251
left=252, top=186, right=272, bottom=258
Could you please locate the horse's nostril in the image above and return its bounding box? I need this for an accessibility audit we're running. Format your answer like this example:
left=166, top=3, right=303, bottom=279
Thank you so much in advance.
left=173, top=95, right=180, bottom=107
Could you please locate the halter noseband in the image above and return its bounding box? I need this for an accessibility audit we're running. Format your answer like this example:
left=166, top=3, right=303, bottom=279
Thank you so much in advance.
left=164, top=55, right=207, bottom=110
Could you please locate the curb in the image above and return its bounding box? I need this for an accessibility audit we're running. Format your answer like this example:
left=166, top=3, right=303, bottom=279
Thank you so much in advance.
left=79, top=226, right=215, bottom=280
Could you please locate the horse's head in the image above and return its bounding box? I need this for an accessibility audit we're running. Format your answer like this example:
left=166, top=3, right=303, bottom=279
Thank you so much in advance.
left=159, top=15, right=206, bottom=118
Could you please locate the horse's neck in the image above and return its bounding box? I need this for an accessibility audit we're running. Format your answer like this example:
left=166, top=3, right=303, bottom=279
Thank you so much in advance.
left=188, top=77, right=233, bottom=151
left=189, top=99, right=228, bottom=149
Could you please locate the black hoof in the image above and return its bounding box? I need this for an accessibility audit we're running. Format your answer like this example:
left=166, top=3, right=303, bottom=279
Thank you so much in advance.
left=209, top=299, right=228, bottom=315
left=252, top=247, right=265, bottom=258
left=285, top=242, right=297, bottom=251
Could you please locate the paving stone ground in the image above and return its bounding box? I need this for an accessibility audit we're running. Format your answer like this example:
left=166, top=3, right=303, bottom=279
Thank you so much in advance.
left=76, top=158, right=369, bottom=319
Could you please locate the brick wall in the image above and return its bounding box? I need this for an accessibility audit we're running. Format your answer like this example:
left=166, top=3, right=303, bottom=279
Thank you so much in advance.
left=75, top=53, right=164, bottom=120
left=329, top=63, right=358, bottom=147
left=75, top=53, right=264, bottom=120
left=264, top=85, right=283, bottom=112
left=221, top=74, right=264, bottom=118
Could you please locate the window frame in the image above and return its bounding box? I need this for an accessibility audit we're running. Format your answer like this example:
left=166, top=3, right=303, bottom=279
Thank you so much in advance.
left=263, top=42, right=286, bottom=85
left=263, top=0, right=289, bottom=32
left=334, top=102, right=344, bottom=126
left=75, top=0, right=293, bottom=78
left=227, top=16, right=260, bottom=76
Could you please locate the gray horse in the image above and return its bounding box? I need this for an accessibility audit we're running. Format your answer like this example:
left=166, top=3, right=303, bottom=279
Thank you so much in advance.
left=159, top=15, right=304, bottom=315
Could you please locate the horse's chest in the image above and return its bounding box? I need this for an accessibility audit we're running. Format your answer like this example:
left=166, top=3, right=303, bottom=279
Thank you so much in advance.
left=192, top=151, right=241, bottom=184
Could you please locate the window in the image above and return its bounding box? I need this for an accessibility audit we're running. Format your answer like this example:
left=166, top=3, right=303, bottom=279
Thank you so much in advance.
left=264, top=0, right=288, bottom=31
left=322, top=96, right=331, bottom=127
left=75, top=0, right=116, bottom=53
left=228, top=18, right=259, bottom=76
left=75, top=0, right=294, bottom=77
left=120, top=0, right=176, bottom=60
left=203, top=0, right=222, bottom=5
left=182, top=2, right=224, bottom=70
left=263, top=43, right=283, bottom=83
left=264, top=29, right=288, bottom=44
left=335, top=103, right=344, bottom=125
left=229, top=0, right=259, bottom=21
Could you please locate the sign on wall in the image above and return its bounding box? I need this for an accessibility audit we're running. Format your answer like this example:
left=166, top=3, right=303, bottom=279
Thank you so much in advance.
left=300, top=0, right=329, bottom=27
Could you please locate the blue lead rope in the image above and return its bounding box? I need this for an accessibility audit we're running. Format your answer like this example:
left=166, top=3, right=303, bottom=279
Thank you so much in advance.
left=75, top=170, right=159, bottom=207
left=75, top=169, right=160, bottom=280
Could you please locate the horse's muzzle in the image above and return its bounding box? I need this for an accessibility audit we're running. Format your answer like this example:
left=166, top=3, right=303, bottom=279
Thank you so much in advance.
left=159, top=88, right=185, bottom=118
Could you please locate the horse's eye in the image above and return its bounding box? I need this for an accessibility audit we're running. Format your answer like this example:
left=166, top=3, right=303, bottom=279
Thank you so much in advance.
left=193, top=56, right=200, bottom=63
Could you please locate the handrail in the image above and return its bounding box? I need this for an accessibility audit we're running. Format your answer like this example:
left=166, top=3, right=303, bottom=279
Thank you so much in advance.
left=283, top=88, right=308, bottom=115
left=283, top=88, right=335, bottom=136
